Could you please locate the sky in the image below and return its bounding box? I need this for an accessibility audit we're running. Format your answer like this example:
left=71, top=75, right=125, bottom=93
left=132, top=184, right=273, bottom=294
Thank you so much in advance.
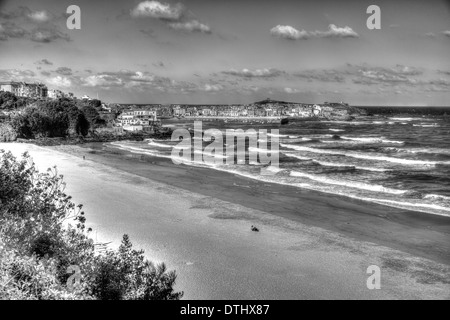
left=0, top=0, right=449, bottom=105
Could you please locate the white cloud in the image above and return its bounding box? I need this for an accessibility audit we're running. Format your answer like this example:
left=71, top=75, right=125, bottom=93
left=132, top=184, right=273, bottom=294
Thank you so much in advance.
left=223, top=68, right=284, bottom=78
left=203, top=84, right=222, bottom=91
left=31, top=29, right=70, bottom=43
left=27, top=10, right=50, bottom=22
left=83, top=75, right=122, bottom=87
left=0, top=69, right=36, bottom=82
left=284, top=87, right=299, bottom=94
left=168, top=20, right=211, bottom=33
left=271, top=24, right=359, bottom=40
left=47, top=76, right=71, bottom=88
left=131, top=1, right=184, bottom=20
left=443, top=30, right=450, bottom=37
left=319, top=24, right=359, bottom=38
left=270, top=25, right=309, bottom=40
left=130, top=71, right=156, bottom=82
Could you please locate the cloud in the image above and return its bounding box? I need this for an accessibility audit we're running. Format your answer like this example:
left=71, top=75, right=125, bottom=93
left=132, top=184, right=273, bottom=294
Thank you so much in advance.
left=81, top=70, right=172, bottom=90
left=284, top=87, right=299, bottom=94
left=55, top=67, right=73, bottom=76
left=352, top=64, right=423, bottom=85
left=0, top=69, right=36, bottom=81
left=202, top=84, right=222, bottom=92
left=168, top=20, right=211, bottom=33
left=152, top=61, right=165, bottom=68
left=0, top=21, right=28, bottom=40
left=27, top=10, right=51, bottom=23
left=77, top=69, right=221, bottom=95
left=0, top=6, right=69, bottom=43
left=295, top=69, right=347, bottom=82
left=47, top=76, right=72, bottom=88
left=40, top=71, right=51, bottom=77
left=222, top=68, right=285, bottom=78
left=438, top=70, right=450, bottom=76
left=131, top=1, right=211, bottom=34
left=320, top=24, right=359, bottom=38
left=83, top=74, right=124, bottom=88
left=0, top=7, right=54, bottom=22
left=270, top=25, right=309, bottom=40
left=443, top=30, right=450, bottom=37
left=35, top=59, right=53, bottom=66
left=140, top=28, right=157, bottom=38
left=428, top=78, right=450, bottom=87
left=131, top=1, right=184, bottom=21
left=30, top=28, right=70, bottom=43
left=270, top=24, right=359, bottom=40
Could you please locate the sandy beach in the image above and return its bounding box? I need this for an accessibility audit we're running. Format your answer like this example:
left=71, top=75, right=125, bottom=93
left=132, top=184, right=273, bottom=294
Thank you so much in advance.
left=1, top=142, right=449, bottom=300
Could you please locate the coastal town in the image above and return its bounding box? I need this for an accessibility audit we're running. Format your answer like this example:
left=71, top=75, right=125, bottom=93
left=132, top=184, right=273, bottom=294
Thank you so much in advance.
left=0, top=80, right=363, bottom=133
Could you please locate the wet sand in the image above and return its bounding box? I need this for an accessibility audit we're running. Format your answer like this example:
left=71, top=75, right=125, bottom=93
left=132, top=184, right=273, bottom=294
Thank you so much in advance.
left=1, top=142, right=449, bottom=299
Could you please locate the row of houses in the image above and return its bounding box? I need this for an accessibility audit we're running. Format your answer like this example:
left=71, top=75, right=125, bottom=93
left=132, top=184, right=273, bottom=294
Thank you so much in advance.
left=115, top=101, right=352, bottom=123
left=172, top=103, right=334, bottom=118
left=116, top=109, right=160, bottom=132
left=0, top=81, right=82, bottom=101
left=0, top=81, right=48, bottom=99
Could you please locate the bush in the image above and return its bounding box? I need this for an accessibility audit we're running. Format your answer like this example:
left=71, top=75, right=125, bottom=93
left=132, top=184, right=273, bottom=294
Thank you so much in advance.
left=10, top=99, right=90, bottom=139
left=81, top=105, right=106, bottom=129
left=90, top=235, right=182, bottom=300
left=0, top=150, right=183, bottom=300
left=0, top=123, right=17, bottom=142
left=0, top=239, right=89, bottom=300
left=0, top=91, right=32, bottom=110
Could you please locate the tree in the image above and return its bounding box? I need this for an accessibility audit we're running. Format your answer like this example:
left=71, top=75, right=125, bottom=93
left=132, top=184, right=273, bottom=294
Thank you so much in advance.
left=81, top=105, right=105, bottom=129
left=0, top=151, right=183, bottom=300
left=11, top=99, right=90, bottom=138
left=67, top=105, right=90, bottom=136
left=0, top=91, right=33, bottom=110
left=0, top=91, right=17, bottom=110
left=90, top=235, right=183, bottom=300
left=88, top=99, right=102, bottom=110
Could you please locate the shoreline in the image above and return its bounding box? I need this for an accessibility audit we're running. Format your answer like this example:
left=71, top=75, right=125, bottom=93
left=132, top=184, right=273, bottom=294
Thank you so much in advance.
left=70, top=142, right=450, bottom=265
left=1, top=142, right=449, bottom=299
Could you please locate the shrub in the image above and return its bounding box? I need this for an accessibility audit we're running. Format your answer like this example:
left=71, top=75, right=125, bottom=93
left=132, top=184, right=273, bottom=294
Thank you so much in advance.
left=10, top=98, right=90, bottom=139
left=0, top=123, right=17, bottom=142
left=90, top=235, right=183, bottom=300
left=0, top=150, right=183, bottom=300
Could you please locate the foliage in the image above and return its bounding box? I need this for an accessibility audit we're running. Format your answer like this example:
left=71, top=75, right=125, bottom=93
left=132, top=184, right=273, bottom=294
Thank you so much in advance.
left=88, top=99, right=102, bottom=110
left=81, top=105, right=106, bottom=129
left=0, top=150, right=183, bottom=300
left=0, top=91, right=32, bottom=110
left=0, top=239, right=89, bottom=300
left=0, top=123, right=17, bottom=142
left=10, top=99, right=90, bottom=139
left=90, top=235, right=182, bottom=300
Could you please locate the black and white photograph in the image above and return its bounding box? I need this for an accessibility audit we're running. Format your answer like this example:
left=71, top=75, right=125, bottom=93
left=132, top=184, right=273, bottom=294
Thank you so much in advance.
left=0, top=0, right=449, bottom=305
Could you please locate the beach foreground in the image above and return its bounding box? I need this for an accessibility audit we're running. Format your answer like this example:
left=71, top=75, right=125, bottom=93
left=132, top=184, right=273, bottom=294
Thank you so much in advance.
left=1, top=142, right=449, bottom=300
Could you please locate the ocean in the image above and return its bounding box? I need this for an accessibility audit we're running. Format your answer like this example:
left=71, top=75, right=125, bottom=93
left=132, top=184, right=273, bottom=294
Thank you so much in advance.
left=108, top=111, right=450, bottom=218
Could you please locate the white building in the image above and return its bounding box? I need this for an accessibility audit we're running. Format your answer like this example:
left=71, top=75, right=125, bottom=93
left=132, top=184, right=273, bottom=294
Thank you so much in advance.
left=117, top=110, right=158, bottom=129
left=0, top=81, right=48, bottom=98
